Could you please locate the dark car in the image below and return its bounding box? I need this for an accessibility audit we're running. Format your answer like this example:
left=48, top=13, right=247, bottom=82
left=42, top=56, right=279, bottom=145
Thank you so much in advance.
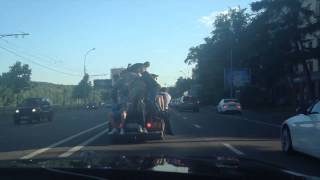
left=86, top=103, right=98, bottom=110
left=14, top=98, right=53, bottom=125
left=177, top=96, right=200, bottom=112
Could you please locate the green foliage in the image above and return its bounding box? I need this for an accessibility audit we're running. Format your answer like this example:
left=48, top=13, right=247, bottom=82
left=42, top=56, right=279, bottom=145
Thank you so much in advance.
left=184, top=0, right=320, bottom=105
left=0, top=61, right=31, bottom=94
left=72, top=74, right=92, bottom=103
left=169, top=77, right=194, bottom=98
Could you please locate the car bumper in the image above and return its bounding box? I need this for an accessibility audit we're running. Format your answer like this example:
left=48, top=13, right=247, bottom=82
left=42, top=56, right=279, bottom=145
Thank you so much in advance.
left=14, top=113, right=41, bottom=120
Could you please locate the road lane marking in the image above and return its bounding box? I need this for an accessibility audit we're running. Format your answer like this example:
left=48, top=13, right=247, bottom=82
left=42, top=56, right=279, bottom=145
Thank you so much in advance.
left=20, top=122, right=109, bottom=159
left=241, top=118, right=281, bottom=128
left=193, top=124, right=201, bottom=128
left=215, top=113, right=281, bottom=128
left=222, top=143, right=245, bottom=156
left=59, top=129, right=109, bottom=158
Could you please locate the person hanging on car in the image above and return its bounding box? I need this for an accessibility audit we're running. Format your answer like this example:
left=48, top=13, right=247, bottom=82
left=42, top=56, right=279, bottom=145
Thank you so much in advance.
left=159, top=87, right=173, bottom=135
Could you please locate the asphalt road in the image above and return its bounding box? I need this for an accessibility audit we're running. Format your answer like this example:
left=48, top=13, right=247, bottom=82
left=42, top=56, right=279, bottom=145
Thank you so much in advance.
left=0, top=107, right=319, bottom=176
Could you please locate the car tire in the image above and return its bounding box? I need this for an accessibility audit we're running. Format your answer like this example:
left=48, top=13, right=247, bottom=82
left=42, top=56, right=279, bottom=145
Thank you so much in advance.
left=281, top=126, right=294, bottom=154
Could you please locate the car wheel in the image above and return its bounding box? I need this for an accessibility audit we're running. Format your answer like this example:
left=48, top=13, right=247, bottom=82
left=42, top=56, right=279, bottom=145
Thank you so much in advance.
left=281, top=126, right=294, bottom=154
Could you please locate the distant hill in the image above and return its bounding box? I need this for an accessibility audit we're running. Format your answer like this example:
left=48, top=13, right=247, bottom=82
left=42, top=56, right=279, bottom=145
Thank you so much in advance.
left=21, top=81, right=75, bottom=105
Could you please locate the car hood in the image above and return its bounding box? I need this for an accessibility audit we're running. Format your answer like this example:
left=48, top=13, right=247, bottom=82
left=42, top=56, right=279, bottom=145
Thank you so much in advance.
left=0, top=154, right=317, bottom=179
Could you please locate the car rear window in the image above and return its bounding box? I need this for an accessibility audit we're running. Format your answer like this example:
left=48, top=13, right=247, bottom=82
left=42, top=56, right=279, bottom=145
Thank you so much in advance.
left=183, top=96, right=196, bottom=102
left=21, top=99, right=41, bottom=106
left=224, top=99, right=239, bottom=103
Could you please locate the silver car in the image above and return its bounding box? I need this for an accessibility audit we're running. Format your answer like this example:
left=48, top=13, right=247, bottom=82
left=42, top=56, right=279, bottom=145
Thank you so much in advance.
left=281, top=100, right=320, bottom=158
left=217, top=99, right=242, bottom=114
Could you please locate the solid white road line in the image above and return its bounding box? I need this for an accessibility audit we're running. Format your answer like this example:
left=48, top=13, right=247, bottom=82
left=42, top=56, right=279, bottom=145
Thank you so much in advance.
left=59, top=128, right=109, bottom=158
left=193, top=124, right=201, bottom=128
left=20, top=122, right=109, bottom=159
left=222, top=143, right=245, bottom=156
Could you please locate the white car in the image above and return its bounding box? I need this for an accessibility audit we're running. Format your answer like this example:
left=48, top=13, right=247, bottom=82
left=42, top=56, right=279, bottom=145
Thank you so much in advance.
left=217, top=99, right=242, bottom=113
left=281, top=100, right=320, bottom=158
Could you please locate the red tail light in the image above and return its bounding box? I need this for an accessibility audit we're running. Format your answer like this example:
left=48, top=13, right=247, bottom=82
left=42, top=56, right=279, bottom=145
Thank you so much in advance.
left=237, top=105, right=241, bottom=109
left=146, top=122, right=152, bottom=129
left=223, top=105, right=228, bottom=109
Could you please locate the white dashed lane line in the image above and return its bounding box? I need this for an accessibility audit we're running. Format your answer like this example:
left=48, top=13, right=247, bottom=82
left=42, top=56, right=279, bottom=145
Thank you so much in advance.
left=20, top=122, right=109, bottom=159
left=222, top=143, right=245, bottom=156
left=59, top=128, right=109, bottom=158
left=193, top=124, right=201, bottom=128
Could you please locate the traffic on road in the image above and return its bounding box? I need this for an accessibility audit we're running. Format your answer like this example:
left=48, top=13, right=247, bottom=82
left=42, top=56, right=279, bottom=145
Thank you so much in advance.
left=1, top=0, right=320, bottom=179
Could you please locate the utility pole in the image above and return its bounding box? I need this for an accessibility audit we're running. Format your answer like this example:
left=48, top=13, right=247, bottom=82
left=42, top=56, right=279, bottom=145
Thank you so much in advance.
left=0, top=33, right=30, bottom=39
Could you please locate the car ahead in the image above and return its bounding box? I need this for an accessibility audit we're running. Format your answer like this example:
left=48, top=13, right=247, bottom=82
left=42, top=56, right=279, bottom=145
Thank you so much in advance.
left=217, top=99, right=242, bottom=114
left=281, top=100, right=320, bottom=159
left=14, top=98, right=53, bottom=125
left=86, top=102, right=98, bottom=110
left=177, top=96, right=200, bottom=112
left=169, top=98, right=179, bottom=108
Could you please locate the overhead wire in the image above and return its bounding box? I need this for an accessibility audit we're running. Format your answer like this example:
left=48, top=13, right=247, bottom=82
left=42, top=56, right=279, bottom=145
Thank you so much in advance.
left=0, top=39, right=79, bottom=73
left=0, top=45, right=82, bottom=77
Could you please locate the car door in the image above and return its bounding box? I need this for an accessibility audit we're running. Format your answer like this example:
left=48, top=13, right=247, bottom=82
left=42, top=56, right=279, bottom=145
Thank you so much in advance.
left=306, top=101, right=320, bottom=158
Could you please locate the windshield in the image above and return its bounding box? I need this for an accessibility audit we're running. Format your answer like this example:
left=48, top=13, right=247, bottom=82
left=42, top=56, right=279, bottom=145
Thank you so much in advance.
left=21, top=99, right=41, bottom=107
left=0, top=0, right=320, bottom=178
left=224, top=99, right=239, bottom=103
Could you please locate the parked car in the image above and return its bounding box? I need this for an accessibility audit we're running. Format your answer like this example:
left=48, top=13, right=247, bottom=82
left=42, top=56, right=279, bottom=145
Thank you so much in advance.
left=14, top=97, right=53, bottom=125
left=176, top=96, right=200, bottom=112
left=217, top=99, right=242, bottom=114
left=86, top=102, right=98, bottom=110
left=281, top=100, right=320, bottom=159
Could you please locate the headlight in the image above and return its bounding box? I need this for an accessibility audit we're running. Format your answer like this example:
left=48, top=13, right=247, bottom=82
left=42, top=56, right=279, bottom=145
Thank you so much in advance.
left=15, top=109, right=19, bottom=113
left=32, top=108, right=37, bottom=112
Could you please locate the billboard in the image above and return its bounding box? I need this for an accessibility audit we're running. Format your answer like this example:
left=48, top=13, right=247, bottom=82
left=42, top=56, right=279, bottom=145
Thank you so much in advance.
left=224, top=68, right=251, bottom=88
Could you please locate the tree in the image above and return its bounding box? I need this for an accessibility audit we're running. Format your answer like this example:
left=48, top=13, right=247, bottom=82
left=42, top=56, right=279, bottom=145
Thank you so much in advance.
left=0, top=61, right=32, bottom=94
left=0, top=61, right=31, bottom=104
left=72, top=74, right=92, bottom=103
left=185, top=7, right=251, bottom=104
left=250, top=0, right=320, bottom=101
left=169, top=77, right=194, bottom=98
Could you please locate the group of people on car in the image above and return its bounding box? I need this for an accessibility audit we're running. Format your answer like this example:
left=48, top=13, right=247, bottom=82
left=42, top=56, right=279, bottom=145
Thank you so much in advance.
left=108, top=61, right=172, bottom=135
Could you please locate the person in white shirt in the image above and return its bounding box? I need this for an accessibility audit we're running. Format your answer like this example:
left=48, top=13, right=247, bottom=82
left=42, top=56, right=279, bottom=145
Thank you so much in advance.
left=160, top=87, right=171, bottom=111
left=159, top=87, right=173, bottom=135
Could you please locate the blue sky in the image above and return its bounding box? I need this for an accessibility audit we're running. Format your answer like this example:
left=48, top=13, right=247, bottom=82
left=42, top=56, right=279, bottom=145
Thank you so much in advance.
left=0, top=0, right=254, bottom=86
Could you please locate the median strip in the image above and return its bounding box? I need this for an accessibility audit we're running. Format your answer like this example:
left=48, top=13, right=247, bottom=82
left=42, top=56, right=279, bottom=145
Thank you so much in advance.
left=59, top=128, right=109, bottom=158
left=20, top=122, right=109, bottom=159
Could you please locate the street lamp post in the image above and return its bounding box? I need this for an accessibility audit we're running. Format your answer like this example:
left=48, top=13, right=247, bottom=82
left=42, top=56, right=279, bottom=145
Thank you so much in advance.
left=83, top=48, right=96, bottom=75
